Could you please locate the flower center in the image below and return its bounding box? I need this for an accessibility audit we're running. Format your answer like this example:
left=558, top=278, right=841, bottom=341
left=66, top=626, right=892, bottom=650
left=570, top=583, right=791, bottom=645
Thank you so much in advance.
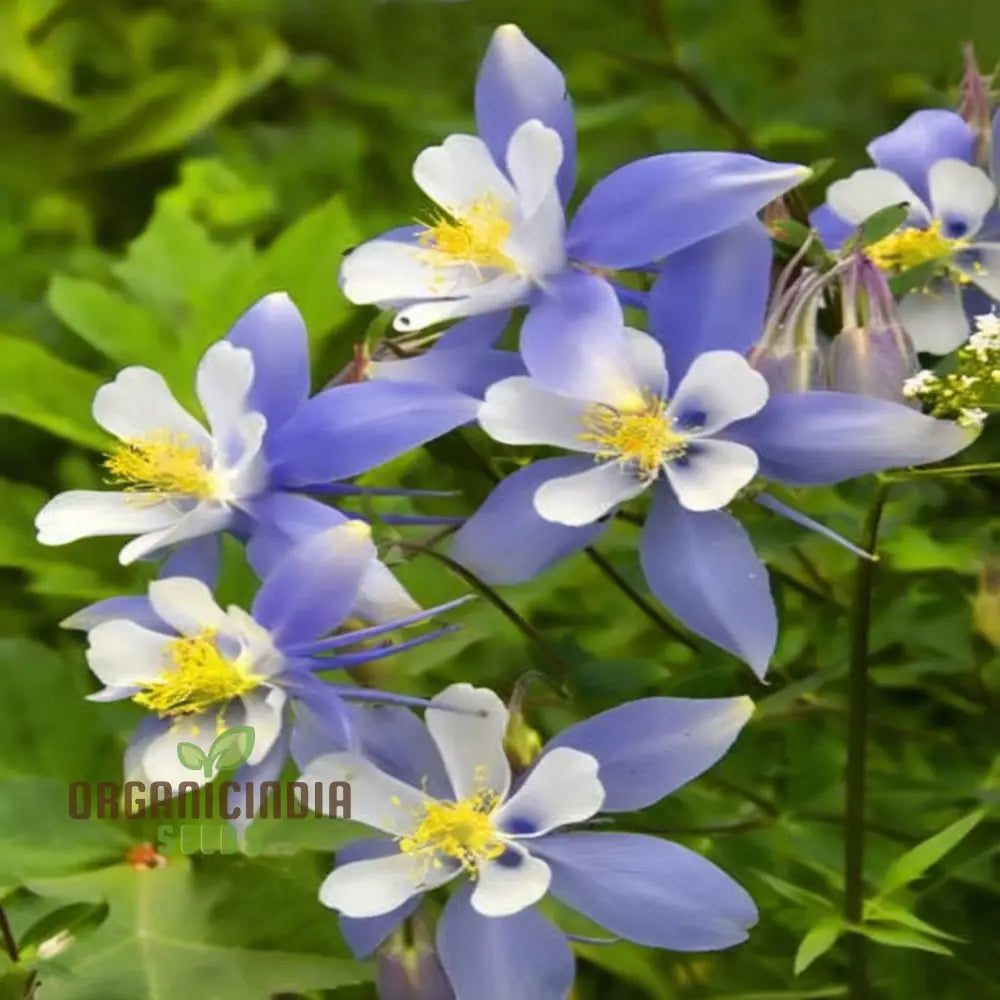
left=398, top=788, right=505, bottom=874
left=580, top=398, right=688, bottom=481
left=417, top=195, right=516, bottom=271
left=865, top=220, right=969, bottom=277
left=105, top=431, right=216, bottom=499
left=132, top=629, right=262, bottom=718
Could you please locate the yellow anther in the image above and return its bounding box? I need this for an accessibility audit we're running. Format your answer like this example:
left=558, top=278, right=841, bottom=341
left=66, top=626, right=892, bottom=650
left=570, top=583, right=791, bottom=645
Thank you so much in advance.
left=105, top=431, right=215, bottom=499
left=866, top=220, right=969, bottom=279
left=399, top=788, right=505, bottom=875
left=417, top=196, right=516, bottom=271
left=580, top=398, right=687, bottom=481
left=133, top=629, right=261, bottom=717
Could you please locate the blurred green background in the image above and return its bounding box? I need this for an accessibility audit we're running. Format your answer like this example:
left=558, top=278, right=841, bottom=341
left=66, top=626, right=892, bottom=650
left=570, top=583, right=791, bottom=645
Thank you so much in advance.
left=1, top=1, right=999, bottom=998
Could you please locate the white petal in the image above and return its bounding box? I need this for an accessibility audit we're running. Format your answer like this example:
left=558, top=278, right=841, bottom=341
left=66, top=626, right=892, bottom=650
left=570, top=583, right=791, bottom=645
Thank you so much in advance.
left=86, top=620, right=172, bottom=687
left=413, top=134, right=517, bottom=214
left=470, top=844, right=552, bottom=917
left=235, top=687, right=286, bottom=765
left=196, top=342, right=255, bottom=446
left=479, top=377, right=592, bottom=449
left=393, top=275, right=531, bottom=333
left=666, top=350, right=769, bottom=435
left=354, top=559, right=420, bottom=624
left=297, top=752, right=430, bottom=836
left=505, top=120, right=563, bottom=218
left=35, top=491, right=181, bottom=546
left=927, top=159, right=996, bottom=235
left=494, top=748, right=604, bottom=837
left=623, top=327, right=669, bottom=398
left=341, top=240, right=473, bottom=306
left=148, top=577, right=231, bottom=636
left=92, top=367, right=209, bottom=446
left=140, top=715, right=218, bottom=793
left=966, top=242, right=1000, bottom=299
left=426, top=684, right=511, bottom=801
left=897, top=285, right=970, bottom=354
left=226, top=606, right=285, bottom=676
left=826, top=168, right=930, bottom=227
left=534, top=461, right=646, bottom=527
left=665, top=439, right=759, bottom=512
left=319, top=852, right=458, bottom=919
left=118, top=503, right=232, bottom=565
left=226, top=412, right=269, bottom=497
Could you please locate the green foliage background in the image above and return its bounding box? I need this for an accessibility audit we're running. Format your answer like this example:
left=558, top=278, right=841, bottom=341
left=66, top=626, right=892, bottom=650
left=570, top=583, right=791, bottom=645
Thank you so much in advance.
left=1, top=1, right=999, bottom=998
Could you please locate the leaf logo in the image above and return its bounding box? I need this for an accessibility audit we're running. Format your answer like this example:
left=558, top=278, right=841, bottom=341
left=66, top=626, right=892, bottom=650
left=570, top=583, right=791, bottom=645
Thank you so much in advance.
left=176, top=726, right=256, bottom=780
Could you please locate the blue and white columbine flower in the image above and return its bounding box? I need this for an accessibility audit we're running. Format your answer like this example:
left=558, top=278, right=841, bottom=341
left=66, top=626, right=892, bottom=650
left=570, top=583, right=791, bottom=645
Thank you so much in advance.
left=35, top=292, right=479, bottom=619
left=301, top=683, right=757, bottom=1000
left=812, top=109, right=1000, bottom=353
left=66, top=522, right=468, bottom=794
left=449, top=223, right=973, bottom=675
left=340, top=24, right=808, bottom=378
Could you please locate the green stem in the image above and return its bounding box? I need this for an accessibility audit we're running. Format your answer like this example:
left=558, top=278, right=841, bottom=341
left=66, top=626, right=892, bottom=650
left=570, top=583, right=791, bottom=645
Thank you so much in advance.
left=583, top=547, right=698, bottom=649
left=886, top=462, right=1000, bottom=481
left=0, top=904, right=18, bottom=963
left=397, top=542, right=574, bottom=685
left=844, top=481, right=890, bottom=1000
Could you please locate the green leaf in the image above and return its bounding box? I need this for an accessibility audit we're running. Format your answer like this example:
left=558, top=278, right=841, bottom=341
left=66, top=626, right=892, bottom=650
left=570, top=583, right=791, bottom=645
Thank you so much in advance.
left=48, top=275, right=167, bottom=368
left=863, top=899, right=962, bottom=942
left=889, top=258, right=942, bottom=297
left=175, top=743, right=207, bottom=773
left=206, top=726, right=255, bottom=774
left=859, top=924, right=954, bottom=956
left=26, top=858, right=371, bottom=999
left=18, top=900, right=108, bottom=956
left=251, top=193, right=360, bottom=347
left=0, top=337, right=105, bottom=448
left=753, top=871, right=835, bottom=911
left=854, top=202, right=909, bottom=248
left=794, top=916, right=844, bottom=975
left=877, top=809, right=987, bottom=897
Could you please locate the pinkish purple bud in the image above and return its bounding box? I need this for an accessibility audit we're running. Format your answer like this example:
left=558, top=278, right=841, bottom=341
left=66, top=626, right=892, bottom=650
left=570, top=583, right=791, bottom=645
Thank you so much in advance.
left=376, top=928, right=455, bottom=1000
left=959, top=44, right=993, bottom=169
left=829, top=254, right=919, bottom=404
left=828, top=325, right=918, bottom=404
left=747, top=340, right=826, bottom=395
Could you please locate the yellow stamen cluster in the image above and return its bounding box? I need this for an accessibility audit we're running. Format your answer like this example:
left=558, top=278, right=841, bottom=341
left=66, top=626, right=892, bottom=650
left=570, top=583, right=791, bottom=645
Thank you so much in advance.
left=133, top=629, right=261, bottom=718
left=105, top=431, right=215, bottom=499
left=866, top=220, right=969, bottom=281
left=902, top=314, right=1000, bottom=428
left=398, top=788, right=505, bottom=875
left=580, top=398, right=687, bottom=481
left=417, top=196, right=515, bottom=271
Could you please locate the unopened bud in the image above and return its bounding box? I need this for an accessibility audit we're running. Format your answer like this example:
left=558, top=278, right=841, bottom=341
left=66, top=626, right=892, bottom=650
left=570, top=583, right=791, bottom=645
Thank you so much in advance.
left=750, top=256, right=833, bottom=394
left=959, top=44, right=994, bottom=170
left=829, top=254, right=919, bottom=404
left=377, top=927, right=455, bottom=1000
left=829, top=325, right=918, bottom=404
left=505, top=710, right=543, bottom=771
left=973, top=561, right=1000, bottom=648
left=747, top=339, right=826, bottom=395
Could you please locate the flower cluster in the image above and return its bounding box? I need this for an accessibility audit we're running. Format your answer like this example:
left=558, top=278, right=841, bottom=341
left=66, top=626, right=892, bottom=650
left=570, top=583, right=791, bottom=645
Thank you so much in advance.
left=32, top=23, right=994, bottom=1000
left=903, top=312, right=1000, bottom=426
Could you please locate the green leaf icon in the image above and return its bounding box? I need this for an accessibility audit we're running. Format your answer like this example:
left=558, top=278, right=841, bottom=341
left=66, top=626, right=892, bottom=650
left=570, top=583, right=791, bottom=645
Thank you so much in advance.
left=204, top=725, right=256, bottom=778
left=176, top=742, right=207, bottom=772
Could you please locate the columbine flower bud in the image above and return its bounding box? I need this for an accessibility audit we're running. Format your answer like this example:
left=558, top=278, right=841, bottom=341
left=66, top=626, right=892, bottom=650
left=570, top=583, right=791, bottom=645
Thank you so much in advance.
left=959, top=44, right=994, bottom=170
left=377, top=925, right=455, bottom=1000
left=748, top=265, right=827, bottom=394
left=828, top=255, right=918, bottom=404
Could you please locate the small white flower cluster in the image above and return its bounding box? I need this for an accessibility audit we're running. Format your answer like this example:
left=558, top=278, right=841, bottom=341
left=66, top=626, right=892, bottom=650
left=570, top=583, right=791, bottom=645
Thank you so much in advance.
left=967, top=312, right=1000, bottom=358
left=902, top=313, right=999, bottom=430
left=902, top=369, right=940, bottom=399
